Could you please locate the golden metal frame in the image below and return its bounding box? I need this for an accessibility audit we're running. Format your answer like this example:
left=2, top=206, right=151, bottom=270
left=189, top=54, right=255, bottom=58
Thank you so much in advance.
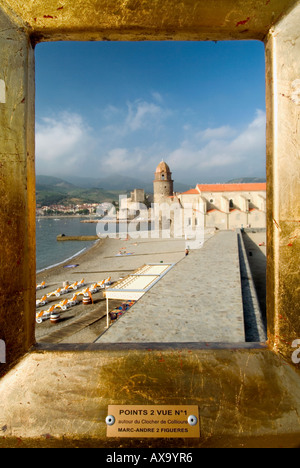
left=0, top=0, right=299, bottom=448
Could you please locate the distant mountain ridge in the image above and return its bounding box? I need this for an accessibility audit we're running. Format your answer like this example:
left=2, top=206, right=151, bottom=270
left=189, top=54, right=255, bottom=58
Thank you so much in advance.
left=36, top=175, right=265, bottom=206
left=61, top=174, right=191, bottom=194
left=63, top=174, right=149, bottom=192
left=36, top=175, right=120, bottom=206
left=36, top=174, right=191, bottom=204
left=36, top=175, right=77, bottom=192
left=226, top=177, right=266, bottom=183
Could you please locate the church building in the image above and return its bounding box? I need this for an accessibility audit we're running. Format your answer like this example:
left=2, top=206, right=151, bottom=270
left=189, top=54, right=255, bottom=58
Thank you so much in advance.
left=153, top=161, right=266, bottom=230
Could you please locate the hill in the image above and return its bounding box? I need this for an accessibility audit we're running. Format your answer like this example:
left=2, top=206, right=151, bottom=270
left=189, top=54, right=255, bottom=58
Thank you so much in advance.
left=36, top=175, right=120, bottom=206
left=65, top=174, right=150, bottom=192
left=36, top=174, right=262, bottom=206
left=62, top=174, right=190, bottom=194
left=37, top=174, right=190, bottom=205
left=226, top=177, right=266, bottom=184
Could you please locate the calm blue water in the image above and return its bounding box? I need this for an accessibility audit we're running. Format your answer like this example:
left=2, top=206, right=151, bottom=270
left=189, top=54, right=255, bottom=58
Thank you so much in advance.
left=36, top=217, right=98, bottom=272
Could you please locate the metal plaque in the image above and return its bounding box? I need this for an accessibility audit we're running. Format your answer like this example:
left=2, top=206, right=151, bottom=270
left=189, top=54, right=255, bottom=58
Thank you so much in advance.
left=106, top=405, right=200, bottom=438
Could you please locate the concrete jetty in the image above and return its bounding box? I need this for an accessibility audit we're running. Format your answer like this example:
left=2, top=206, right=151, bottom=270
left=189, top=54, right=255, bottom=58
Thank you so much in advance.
left=57, top=235, right=99, bottom=241
left=98, top=230, right=260, bottom=344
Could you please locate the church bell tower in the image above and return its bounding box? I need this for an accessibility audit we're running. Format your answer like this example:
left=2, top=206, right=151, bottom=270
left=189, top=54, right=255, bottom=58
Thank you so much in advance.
left=153, top=161, right=174, bottom=204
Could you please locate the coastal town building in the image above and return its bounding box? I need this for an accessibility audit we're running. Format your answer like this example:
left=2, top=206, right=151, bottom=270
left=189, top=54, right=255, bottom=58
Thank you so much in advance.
left=153, top=161, right=267, bottom=230
left=0, top=0, right=299, bottom=449
left=37, top=203, right=99, bottom=216
left=177, top=182, right=266, bottom=230
left=130, top=188, right=145, bottom=204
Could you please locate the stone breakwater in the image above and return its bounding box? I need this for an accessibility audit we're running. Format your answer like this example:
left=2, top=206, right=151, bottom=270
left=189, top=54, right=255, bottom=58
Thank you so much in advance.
left=98, top=230, right=266, bottom=344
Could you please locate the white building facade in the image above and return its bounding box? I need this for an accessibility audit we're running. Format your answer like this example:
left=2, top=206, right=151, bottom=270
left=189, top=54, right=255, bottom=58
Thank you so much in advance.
left=152, top=161, right=266, bottom=231
left=176, top=183, right=266, bottom=230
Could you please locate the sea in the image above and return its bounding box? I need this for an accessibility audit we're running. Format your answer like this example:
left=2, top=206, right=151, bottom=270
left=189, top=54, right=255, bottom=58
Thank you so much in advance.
left=36, top=217, right=98, bottom=272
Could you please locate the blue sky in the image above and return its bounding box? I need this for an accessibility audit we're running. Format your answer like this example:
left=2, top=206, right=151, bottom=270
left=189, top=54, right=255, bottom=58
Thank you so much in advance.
left=35, top=40, right=266, bottom=185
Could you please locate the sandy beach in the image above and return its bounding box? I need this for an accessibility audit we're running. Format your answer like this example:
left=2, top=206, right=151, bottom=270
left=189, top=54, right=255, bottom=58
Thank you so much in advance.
left=35, top=235, right=186, bottom=343
left=35, top=228, right=266, bottom=344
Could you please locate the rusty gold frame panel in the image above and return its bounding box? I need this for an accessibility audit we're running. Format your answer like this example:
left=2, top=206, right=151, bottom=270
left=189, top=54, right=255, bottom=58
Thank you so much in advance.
left=106, top=405, right=200, bottom=438
left=1, top=0, right=296, bottom=42
left=0, top=0, right=299, bottom=449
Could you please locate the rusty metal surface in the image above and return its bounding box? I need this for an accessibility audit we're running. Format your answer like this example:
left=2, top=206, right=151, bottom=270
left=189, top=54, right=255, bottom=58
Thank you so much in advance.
left=265, top=2, right=300, bottom=362
left=0, top=345, right=299, bottom=447
left=0, top=0, right=299, bottom=449
left=0, top=0, right=297, bottom=42
left=0, top=6, right=36, bottom=373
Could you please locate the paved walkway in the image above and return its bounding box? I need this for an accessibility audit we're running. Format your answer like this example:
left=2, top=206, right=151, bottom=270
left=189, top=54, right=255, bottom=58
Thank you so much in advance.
left=97, top=231, right=246, bottom=343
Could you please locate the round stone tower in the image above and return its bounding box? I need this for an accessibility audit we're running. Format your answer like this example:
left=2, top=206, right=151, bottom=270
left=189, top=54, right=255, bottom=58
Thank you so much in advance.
left=153, top=160, right=174, bottom=204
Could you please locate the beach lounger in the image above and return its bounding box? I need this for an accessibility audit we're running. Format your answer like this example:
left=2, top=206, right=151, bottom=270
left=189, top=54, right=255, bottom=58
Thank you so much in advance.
left=55, top=299, right=70, bottom=311
left=68, top=281, right=78, bottom=290
left=104, top=277, right=112, bottom=288
left=77, top=279, right=86, bottom=287
left=60, top=284, right=71, bottom=295
left=77, top=287, right=90, bottom=296
left=36, top=295, right=48, bottom=308
left=36, top=305, right=55, bottom=323
left=36, top=281, right=46, bottom=290
left=98, top=279, right=106, bottom=289
left=67, top=294, right=79, bottom=307
left=47, top=288, right=62, bottom=298
left=90, top=283, right=100, bottom=294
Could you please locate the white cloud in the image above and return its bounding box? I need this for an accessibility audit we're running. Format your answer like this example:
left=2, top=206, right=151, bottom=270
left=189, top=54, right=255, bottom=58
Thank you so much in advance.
left=35, top=107, right=165, bottom=178
left=151, top=91, right=164, bottom=104
left=104, top=148, right=141, bottom=173
left=35, top=106, right=266, bottom=184
left=168, top=109, right=266, bottom=181
left=197, top=125, right=237, bottom=142
left=102, top=97, right=171, bottom=138
left=100, top=146, right=160, bottom=178
left=126, top=100, right=163, bottom=131
left=36, top=112, right=95, bottom=174
left=103, top=104, right=123, bottom=120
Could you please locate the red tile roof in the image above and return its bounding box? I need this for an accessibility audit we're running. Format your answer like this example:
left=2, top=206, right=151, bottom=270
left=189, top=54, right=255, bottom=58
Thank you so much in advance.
left=196, top=183, right=266, bottom=192
left=181, top=189, right=199, bottom=195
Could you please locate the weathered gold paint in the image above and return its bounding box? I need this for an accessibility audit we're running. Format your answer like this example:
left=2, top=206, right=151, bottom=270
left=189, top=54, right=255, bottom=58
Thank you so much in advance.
left=0, top=0, right=299, bottom=448
left=0, top=344, right=299, bottom=448
left=0, top=5, right=36, bottom=371
left=0, top=0, right=297, bottom=42
left=265, top=2, right=300, bottom=360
